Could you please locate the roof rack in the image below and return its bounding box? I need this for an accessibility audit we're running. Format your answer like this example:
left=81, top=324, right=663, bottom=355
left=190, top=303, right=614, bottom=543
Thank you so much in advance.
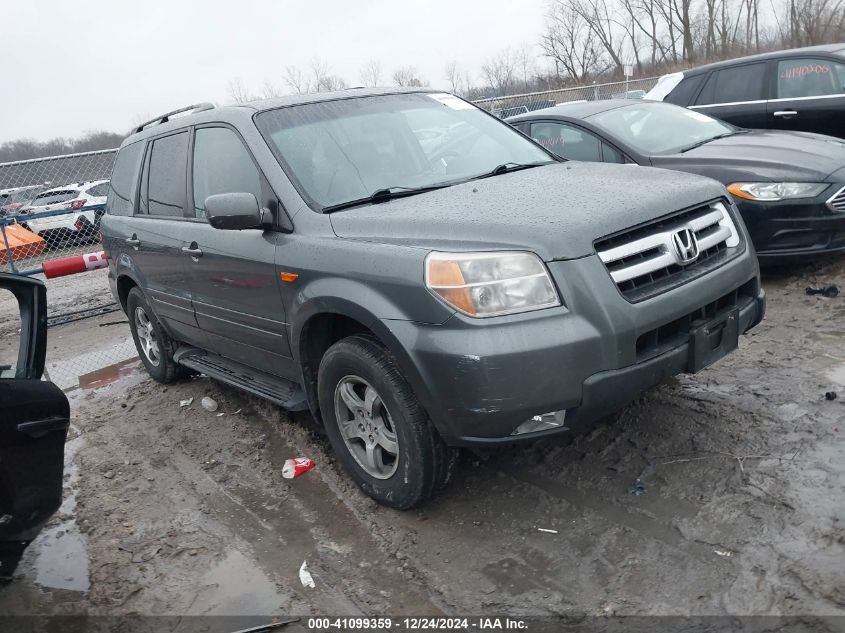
left=133, top=102, right=215, bottom=134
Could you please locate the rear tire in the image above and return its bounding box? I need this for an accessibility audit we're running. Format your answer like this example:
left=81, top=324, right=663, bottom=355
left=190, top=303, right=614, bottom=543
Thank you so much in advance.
left=317, top=335, right=452, bottom=509
left=126, top=287, right=181, bottom=383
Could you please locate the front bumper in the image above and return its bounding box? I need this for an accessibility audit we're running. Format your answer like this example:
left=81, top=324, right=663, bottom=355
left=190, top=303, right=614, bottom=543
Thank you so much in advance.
left=738, top=194, right=845, bottom=259
left=386, top=249, right=763, bottom=446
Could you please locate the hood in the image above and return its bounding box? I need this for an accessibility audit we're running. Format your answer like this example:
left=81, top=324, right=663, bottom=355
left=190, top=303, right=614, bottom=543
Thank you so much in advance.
left=329, top=162, right=726, bottom=260
left=652, top=130, right=845, bottom=181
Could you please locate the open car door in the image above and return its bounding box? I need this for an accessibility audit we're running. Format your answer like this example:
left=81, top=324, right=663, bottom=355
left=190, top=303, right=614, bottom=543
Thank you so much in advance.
left=0, top=273, right=69, bottom=580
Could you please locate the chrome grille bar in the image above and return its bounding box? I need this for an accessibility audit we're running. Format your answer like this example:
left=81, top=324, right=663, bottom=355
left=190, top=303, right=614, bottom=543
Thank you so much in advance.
left=827, top=185, right=845, bottom=213
left=597, top=201, right=740, bottom=290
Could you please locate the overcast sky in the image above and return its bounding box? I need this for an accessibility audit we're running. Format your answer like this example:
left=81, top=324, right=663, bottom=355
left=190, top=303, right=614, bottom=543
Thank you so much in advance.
left=1, top=0, right=548, bottom=142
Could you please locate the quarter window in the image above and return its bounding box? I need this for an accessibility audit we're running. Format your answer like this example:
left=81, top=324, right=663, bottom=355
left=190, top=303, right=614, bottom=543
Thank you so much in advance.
left=145, top=132, right=189, bottom=217
left=192, top=127, right=262, bottom=219
left=696, top=63, right=766, bottom=105
left=665, top=75, right=705, bottom=106
left=529, top=122, right=602, bottom=162
left=777, top=58, right=845, bottom=98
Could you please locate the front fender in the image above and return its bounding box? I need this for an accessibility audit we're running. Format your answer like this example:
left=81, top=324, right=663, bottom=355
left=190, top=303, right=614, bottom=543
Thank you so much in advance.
left=289, top=283, right=451, bottom=429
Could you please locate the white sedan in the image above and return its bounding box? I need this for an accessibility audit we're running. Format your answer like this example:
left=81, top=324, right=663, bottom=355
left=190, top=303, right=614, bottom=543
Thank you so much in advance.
left=20, top=180, right=109, bottom=243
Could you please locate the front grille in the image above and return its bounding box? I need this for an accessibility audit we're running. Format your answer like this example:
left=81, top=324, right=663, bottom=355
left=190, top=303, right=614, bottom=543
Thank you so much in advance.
left=595, top=200, right=742, bottom=302
left=827, top=186, right=845, bottom=212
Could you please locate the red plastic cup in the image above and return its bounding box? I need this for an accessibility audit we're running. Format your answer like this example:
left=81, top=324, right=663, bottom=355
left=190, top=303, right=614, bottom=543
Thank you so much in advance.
left=282, top=457, right=315, bottom=479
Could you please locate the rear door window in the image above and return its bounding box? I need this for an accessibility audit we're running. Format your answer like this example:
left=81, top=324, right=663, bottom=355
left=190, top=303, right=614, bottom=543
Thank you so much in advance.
left=777, top=58, right=845, bottom=98
left=145, top=132, right=189, bottom=217
left=529, top=122, right=602, bottom=162
left=192, top=127, right=262, bottom=219
left=31, top=190, right=77, bottom=206
left=695, top=63, right=766, bottom=105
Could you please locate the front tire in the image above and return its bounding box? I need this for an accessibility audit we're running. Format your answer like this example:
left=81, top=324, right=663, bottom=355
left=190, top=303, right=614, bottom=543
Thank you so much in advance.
left=317, top=335, right=454, bottom=509
left=126, top=287, right=181, bottom=383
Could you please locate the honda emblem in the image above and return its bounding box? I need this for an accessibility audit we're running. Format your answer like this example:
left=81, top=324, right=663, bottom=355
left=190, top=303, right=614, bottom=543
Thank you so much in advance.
left=672, top=228, right=700, bottom=264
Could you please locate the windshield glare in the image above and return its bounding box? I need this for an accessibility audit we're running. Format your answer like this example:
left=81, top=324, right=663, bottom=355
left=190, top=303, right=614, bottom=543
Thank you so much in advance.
left=256, top=93, right=553, bottom=209
left=589, top=102, right=734, bottom=155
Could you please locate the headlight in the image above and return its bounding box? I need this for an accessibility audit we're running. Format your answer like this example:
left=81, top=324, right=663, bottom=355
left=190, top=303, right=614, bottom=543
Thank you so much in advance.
left=727, top=182, right=828, bottom=201
left=425, top=251, right=561, bottom=317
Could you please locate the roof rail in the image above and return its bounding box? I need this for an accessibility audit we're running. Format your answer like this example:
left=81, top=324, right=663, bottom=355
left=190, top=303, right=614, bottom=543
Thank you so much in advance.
left=133, top=102, right=215, bottom=134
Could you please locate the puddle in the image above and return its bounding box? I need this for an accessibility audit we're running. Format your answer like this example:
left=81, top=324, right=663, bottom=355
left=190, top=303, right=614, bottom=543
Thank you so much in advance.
left=191, top=549, right=284, bottom=615
left=78, top=358, right=140, bottom=390
left=31, top=427, right=90, bottom=593
left=45, top=338, right=138, bottom=391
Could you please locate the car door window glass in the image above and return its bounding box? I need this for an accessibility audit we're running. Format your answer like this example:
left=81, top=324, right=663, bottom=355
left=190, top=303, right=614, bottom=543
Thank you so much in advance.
left=192, top=127, right=262, bottom=219
left=147, top=132, right=189, bottom=217
left=665, top=75, right=705, bottom=106
left=696, top=63, right=766, bottom=105
left=529, top=122, right=602, bottom=162
left=777, top=58, right=845, bottom=98
left=601, top=142, right=625, bottom=163
left=0, top=289, right=21, bottom=378
left=107, top=141, right=144, bottom=216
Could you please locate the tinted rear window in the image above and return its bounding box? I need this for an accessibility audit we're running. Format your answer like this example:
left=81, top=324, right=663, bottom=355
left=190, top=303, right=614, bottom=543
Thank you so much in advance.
left=107, top=142, right=144, bottom=216
left=31, top=190, right=77, bottom=206
left=696, top=63, right=766, bottom=105
left=665, top=75, right=705, bottom=105
left=146, top=132, right=189, bottom=217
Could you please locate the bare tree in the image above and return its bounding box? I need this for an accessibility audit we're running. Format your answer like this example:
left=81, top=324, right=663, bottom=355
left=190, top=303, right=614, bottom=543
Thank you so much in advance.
left=284, top=66, right=310, bottom=94
left=541, top=1, right=605, bottom=82
left=481, top=49, right=517, bottom=94
left=392, top=66, right=425, bottom=86
left=445, top=60, right=472, bottom=94
left=260, top=81, right=284, bottom=99
left=227, top=77, right=254, bottom=104
left=359, top=60, right=383, bottom=87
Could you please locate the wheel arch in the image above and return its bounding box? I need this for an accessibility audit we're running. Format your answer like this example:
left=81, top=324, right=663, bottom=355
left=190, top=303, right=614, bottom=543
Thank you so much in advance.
left=293, top=300, right=431, bottom=426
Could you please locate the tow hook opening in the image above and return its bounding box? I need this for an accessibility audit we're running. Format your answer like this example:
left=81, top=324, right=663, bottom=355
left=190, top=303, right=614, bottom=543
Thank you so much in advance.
left=511, top=410, right=568, bottom=436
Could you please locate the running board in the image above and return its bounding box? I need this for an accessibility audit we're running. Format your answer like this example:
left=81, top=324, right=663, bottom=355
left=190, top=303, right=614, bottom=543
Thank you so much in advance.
left=173, top=347, right=308, bottom=411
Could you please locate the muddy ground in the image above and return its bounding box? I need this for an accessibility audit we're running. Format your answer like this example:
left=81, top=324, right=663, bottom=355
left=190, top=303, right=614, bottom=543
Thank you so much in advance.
left=1, top=258, right=843, bottom=625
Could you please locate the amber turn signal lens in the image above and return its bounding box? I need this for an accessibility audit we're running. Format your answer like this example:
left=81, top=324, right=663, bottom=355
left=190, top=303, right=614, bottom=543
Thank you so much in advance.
left=726, top=183, right=755, bottom=200
left=425, top=259, right=476, bottom=315
left=280, top=271, right=299, bottom=283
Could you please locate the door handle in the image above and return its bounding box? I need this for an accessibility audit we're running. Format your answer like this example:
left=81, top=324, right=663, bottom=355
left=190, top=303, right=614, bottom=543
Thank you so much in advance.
left=125, top=235, right=140, bottom=248
left=773, top=110, right=798, bottom=118
left=18, top=416, right=70, bottom=438
left=181, top=246, right=203, bottom=257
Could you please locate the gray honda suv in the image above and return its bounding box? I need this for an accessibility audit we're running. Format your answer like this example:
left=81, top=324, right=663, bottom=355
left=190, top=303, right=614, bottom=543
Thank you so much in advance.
left=101, top=88, right=765, bottom=509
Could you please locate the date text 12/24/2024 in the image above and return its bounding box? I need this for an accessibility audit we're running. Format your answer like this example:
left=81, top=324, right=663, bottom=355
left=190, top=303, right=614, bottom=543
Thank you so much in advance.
left=306, top=617, right=528, bottom=630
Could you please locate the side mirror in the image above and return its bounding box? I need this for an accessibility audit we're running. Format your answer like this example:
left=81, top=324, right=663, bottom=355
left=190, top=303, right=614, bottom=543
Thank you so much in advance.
left=204, top=193, right=263, bottom=230
left=0, top=273, right=47, bottom=380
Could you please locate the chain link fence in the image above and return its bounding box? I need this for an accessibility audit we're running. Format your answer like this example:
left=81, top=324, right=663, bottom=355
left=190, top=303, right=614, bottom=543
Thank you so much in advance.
left=0, top=149, right=140, bottom=390
left=472, top=76, right=659, bottom=117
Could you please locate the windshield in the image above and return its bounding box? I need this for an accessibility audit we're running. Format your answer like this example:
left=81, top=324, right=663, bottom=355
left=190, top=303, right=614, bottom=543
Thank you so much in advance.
left=255, top=92, right=553, bottom=210
left=589, top=102, right=734, bottom=155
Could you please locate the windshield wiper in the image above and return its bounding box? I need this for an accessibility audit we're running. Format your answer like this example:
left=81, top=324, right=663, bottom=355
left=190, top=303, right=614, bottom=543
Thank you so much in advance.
left=323, top=185, right=448, bottom=212
left=473, top=161, right=554, bottom=181
left=678, top=130, right=749, bottom=153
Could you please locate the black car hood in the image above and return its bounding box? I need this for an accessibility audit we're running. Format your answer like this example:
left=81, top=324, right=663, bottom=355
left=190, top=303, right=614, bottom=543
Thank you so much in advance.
left=329, top=162, right=725, bottom=261
left=651, top=130, right=845, bottom=182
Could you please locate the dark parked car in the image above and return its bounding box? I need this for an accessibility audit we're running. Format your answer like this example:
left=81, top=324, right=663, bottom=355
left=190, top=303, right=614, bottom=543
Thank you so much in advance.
left=646, top=43, right=845, bottom=140
left=509, top=100, right=845, bottom=260
left=0, top=274, right=69, bottom=580
left=101, top=89, right=764, bottom=509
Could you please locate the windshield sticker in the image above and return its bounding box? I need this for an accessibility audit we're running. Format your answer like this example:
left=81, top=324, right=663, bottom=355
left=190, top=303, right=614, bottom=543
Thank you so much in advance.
left=428, top=93, right=474, bottom=110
